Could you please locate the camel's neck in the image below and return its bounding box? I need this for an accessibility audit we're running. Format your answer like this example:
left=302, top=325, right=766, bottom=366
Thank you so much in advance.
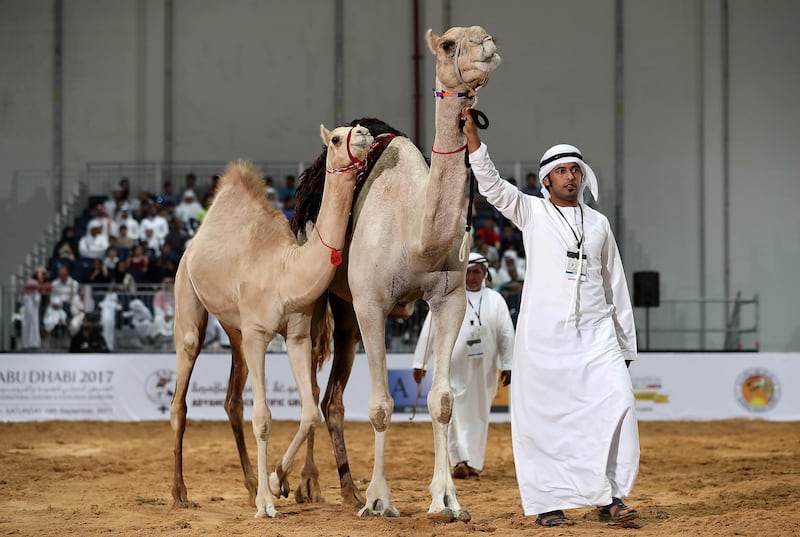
left=287, top=171, right=356, bottom=305
left=420, top=76, right=471, bottom=258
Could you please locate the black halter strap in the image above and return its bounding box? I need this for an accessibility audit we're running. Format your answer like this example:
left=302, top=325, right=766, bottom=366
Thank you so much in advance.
left=463, top=108, right=489, bottom=233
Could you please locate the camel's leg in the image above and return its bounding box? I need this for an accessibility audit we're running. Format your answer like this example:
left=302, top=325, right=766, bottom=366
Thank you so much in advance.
left=320, top=294, right=364, bottom=507
left=240, top=325, right=279, bottom=518
left=221, top=325, right=257, bottom=507
left=170, top=267, right=208, bottom=508
left=294, top=299, right=328, bottom=504
left=269, top=311, right=323, bottom=500
left=351, top=299, right=399, bottom=518
left=425, top=288, right=469, bottom=522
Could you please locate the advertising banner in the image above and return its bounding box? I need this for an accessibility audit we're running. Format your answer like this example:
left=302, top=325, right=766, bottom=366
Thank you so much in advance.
left=1, top=353, right=797, bottom=422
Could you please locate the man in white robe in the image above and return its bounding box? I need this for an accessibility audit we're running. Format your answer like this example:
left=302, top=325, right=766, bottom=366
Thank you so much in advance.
left=463, top=111, right=640, bottom=527
left=412, top=252, right=515, bottom=479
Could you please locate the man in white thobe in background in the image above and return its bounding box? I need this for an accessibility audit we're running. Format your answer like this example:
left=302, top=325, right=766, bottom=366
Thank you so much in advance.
left=413, top=252, right=515, bottom=479
left=464, top=110, right=640, bottom=527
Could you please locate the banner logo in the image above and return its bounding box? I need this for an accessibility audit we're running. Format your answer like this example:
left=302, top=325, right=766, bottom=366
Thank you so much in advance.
left=735, top=368, right=780, bottom=412
left=145, top=369, right=177, bottom=413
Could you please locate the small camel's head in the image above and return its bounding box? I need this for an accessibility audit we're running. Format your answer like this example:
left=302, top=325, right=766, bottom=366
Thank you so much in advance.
left=320, top=124, right=374, bottom=173
left=426, top=26, right=501, bottom=92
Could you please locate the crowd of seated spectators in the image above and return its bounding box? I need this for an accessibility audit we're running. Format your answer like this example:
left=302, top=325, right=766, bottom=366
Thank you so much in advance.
left=14, top=168, right=560, bottom=351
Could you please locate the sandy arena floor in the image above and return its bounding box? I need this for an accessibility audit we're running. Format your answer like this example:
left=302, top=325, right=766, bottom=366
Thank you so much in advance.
left=1, top=419, right=798, bottom=536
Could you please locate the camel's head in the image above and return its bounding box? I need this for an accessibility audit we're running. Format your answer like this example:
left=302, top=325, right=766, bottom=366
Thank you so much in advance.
left=426, top=26, right=501, bottom=92
left=320, top=124, right=374, bottom=174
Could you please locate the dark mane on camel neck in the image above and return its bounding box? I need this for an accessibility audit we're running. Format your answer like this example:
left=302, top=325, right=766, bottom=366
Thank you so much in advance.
left=291, top=118, right=407, bottom=235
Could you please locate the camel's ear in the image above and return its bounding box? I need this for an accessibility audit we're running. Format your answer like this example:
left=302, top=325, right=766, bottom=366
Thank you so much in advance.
left=320, top=124, right=331, bottom=145
left=426, top=29, right=440, bottom=55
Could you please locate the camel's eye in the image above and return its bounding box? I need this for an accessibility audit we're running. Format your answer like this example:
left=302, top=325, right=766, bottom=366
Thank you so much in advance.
left=441, top=41, right=454, bottom=55
left=331, top=136, right=340, bottom=145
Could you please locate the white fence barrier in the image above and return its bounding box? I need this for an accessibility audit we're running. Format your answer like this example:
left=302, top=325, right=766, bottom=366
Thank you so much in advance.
left=1, top=353, right=797, bottom=422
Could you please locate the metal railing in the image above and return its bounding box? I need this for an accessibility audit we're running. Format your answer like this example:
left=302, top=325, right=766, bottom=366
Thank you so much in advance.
left=637, top=293, right=759, bottom=351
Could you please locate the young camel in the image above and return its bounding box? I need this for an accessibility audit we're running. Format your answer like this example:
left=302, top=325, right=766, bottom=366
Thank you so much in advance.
left=169, top=124, right=373, bottom=519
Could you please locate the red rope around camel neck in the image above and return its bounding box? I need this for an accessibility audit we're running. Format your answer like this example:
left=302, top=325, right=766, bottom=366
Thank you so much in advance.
left=313, top=224, right=343, bottom=266
left=431, top=143, right=467, bottom=155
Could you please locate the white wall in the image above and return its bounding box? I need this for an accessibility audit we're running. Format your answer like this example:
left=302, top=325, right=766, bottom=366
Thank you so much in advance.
left=1, top=0, right=798, bottom=350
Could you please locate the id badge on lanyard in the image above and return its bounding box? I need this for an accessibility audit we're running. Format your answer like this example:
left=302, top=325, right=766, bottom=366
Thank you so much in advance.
left=466, top=321, right=485, bottom=359
left=565, top=250, right=587, bottom=281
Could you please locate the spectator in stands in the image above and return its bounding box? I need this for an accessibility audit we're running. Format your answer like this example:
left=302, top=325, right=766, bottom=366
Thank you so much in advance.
left=103, top=188, right=125, bottom=220
left=126, top=298, right=155, bottom=344
left=110, top=259, right=137, bottom=294
left=87, top=258, right=110, bottom=286
left=183, top=172, right=198, bottom=198
left=116, top=224, right=135, bottom=250
left=279, top=174, right=297, bottom=202
left=69, top=316, right=109, bottom=353
left=115, top=206, right=140, bottom=241
left=142, top=227, right=163, bottom=252
left=197, top=192, right=213, bottom=224
left=521, top=172, right=543, bottom=198
left=129, top=188, right=152, bottom=216
left=500, top=266, right=523, bottom=295
left=152, top=277, right=175, bottom=343
left=471, top=195, right=497, bottom=231
left=50, top=265, right=79, bottom=315
left=103, top=246, right=120, bottom=272
left=496, top=250, right=525, bottom=290
left=98, top=293, right=122, bottom=351
left=21, top=278, right=42, bottom=350
left=148, top=243, right=179, bottom=283
left=476, top=218, right=501, bottom=250
left=53, top=226, right=79, bottom=262
left=126, top=243, right=149, bottom=281
left=266, top=186, right=280, bottom=209
left=79, top=221, right=110, bottom=260
left=32, top=265, right=52, bottom=323
left=281, top=196, right=295, bottom=221
left=499, top=224, right=525, bottom=259
left=204, top=174, right=220, bottom=202
left=175, top=191, right=202, bottom=231
left=43, top=297, right=68, bottom=340
left=140, top=203, right=169, bottom=242
left=69, top=285, right=94, bottom=336
left=159, top=180, right=179, bottom=206
left=472, top=234, right=499, bottom=272
left=89, top=204, right=116, bottom=237
left=165, top=218, right=190, bottom=253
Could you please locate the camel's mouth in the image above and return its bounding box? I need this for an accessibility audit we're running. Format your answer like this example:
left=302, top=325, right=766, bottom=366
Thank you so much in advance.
left=476, top=53, right=502, bottom=72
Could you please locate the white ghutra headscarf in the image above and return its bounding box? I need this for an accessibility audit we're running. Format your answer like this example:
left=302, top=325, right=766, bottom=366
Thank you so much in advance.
left=538, top=143, right=599, bottom=203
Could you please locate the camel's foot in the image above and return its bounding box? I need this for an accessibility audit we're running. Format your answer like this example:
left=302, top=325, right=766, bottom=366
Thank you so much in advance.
left=426, top=507, right=470, bottom=523
left=172, top=497, right=198, bottom=509
left=294, top=477, right=325, bottom=504
left=245, top=477, right=258, bottom=507
left=358, top=499, right=400, bottom=518
left=171, top=486, right=197, bottom=509
left=254, top=504, right=282, bottom=519
left=340, top=482, right=365, bottom=510
left=268, top=471, right=290, bottom=499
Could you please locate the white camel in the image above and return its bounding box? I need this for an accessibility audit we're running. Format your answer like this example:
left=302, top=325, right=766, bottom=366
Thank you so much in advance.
left=169, top=124, right=374, bottom=518
left=290, top=25, right=502, bottom=521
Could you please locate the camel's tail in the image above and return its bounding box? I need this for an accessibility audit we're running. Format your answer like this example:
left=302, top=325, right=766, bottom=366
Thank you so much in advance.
left=310, top=294, right=334, bottom=370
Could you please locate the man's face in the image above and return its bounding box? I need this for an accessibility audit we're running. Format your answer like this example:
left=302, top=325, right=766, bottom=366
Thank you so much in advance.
left=545, top=161, right=583, bottom=204
left=465, top=264, right=486, bottom=292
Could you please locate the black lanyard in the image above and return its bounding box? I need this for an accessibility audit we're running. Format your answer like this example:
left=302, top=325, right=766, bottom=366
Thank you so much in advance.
left=467, top=295, right=483, bottom=326
left=550, top=201, right=584, bottom=249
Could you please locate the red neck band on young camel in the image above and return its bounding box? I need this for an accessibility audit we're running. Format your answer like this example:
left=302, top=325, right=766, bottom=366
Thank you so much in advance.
left=313, top=223, right=343, bottom=266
